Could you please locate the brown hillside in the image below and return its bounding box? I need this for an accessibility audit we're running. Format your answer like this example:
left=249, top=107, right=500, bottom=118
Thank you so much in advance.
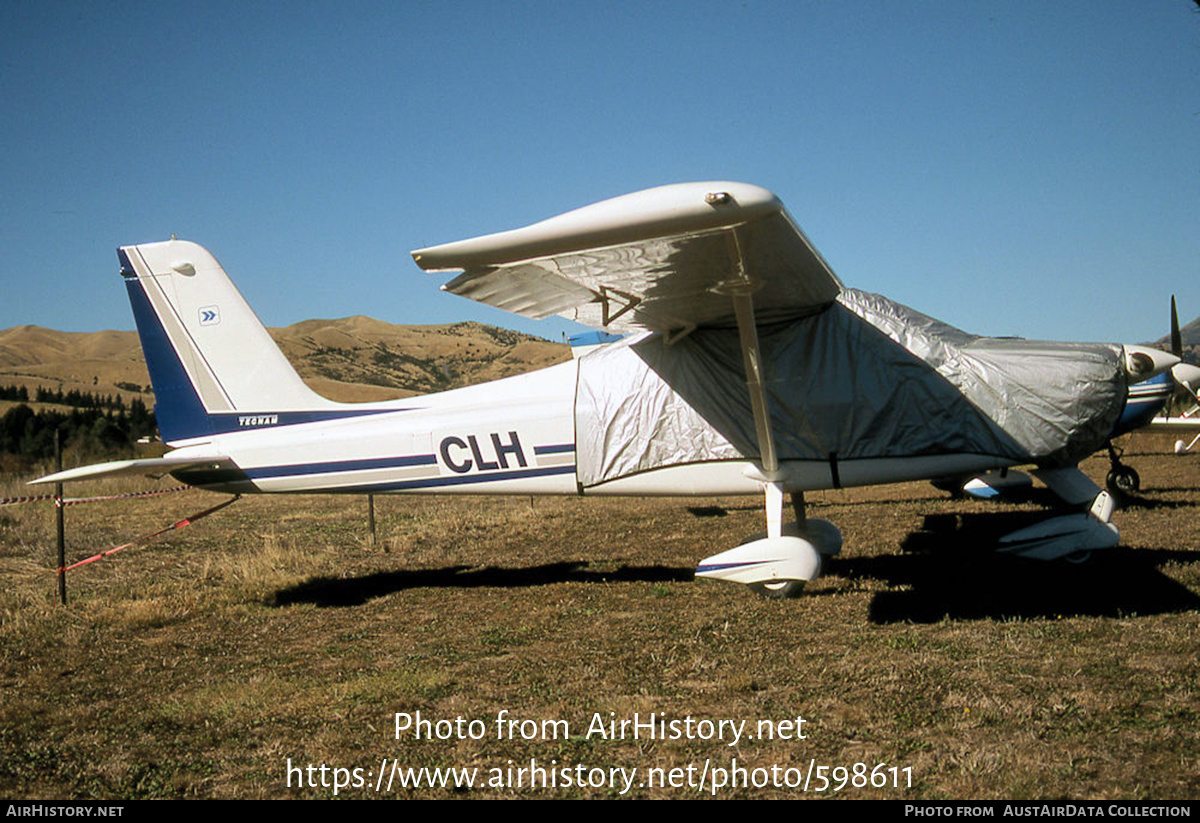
left=0, top=325, right=145, bottom=366
left=271, top=317, right=569, bottom=398
left=0, top=318, right=569, bottom=406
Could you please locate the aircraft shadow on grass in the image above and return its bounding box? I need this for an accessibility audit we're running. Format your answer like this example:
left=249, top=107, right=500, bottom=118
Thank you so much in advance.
left=273, top=562, right=695, bottom=608
left=1124, top=486, right=1200, bottom=501
left=276, top=492, right=1199, bottom=614
left=828, top=509, right=1200, bottom=624
left=273, top=538, right=1198, bottom=619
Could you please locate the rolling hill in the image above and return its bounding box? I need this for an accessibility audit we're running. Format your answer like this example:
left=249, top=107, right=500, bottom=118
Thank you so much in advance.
left=0, top=317, right=571, bottom=408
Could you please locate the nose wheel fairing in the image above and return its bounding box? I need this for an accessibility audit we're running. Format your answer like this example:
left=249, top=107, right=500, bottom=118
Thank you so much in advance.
left=696, top=487, right=842, bottom=598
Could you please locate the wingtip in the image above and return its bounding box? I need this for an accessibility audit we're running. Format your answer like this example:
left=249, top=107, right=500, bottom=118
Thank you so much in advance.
left=406, top=181, right=783, bottom=272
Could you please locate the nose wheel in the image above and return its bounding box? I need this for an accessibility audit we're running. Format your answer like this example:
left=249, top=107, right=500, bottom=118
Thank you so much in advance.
left=750, top=580, right=806, bottom=599
left=1104, top=442, right=1139, bottom=496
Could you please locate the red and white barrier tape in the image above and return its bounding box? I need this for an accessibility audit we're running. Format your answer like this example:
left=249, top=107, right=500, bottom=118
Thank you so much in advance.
left=62, top=485, right=193, bottom=506
left=57, top=495, right=240, bottom=574
left=1, top=485, right=192, bottom=507
left=0, top=493, right=56, bottom=506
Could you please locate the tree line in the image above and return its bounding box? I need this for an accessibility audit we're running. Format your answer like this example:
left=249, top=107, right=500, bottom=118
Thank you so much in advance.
left=0, top=384, right=157, bottom=469
left=0, top=384, right=142, bottom=412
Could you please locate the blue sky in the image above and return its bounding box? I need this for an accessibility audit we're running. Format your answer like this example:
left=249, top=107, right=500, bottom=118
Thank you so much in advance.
left=2, top=1, right=1197, bottom=345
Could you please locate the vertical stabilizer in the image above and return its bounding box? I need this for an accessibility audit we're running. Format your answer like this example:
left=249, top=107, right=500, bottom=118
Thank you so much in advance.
left=120, top=240, right=339, bottom=443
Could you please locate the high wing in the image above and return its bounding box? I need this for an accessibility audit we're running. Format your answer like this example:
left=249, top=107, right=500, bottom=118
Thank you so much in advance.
left=411, top=182, right=843, bottom=335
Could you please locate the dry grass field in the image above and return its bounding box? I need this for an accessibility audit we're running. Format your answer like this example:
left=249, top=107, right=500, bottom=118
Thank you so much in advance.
left=1, top=435, right=1198, bottom=799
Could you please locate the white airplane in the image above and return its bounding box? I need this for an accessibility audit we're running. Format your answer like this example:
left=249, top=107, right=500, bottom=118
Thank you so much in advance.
left=33, top=182, right=1180, bottom=597
left=1155, top=405, right=1200, bottom=457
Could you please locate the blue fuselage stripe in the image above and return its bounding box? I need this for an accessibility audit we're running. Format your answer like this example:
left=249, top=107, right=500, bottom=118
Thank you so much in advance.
left=244, top=463, right=577, bottom=491
left=363, top=464, right=577, bottom=491
left=534, top=444, right=575, bottom=455
left=245, top=454, right=438, bottom=479
left=209, top=409, right=405, bottom=434
left=242, top=442, right=576, bottom=481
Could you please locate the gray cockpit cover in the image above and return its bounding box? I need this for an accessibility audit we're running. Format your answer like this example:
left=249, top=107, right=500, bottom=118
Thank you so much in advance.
left=574, top=288, right=1125, bottom=487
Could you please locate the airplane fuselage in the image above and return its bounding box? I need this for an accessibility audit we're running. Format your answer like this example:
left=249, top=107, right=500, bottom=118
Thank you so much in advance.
left=171, top=360, right=580, bottom=495
left=169, top=351, right=1036, bottom=499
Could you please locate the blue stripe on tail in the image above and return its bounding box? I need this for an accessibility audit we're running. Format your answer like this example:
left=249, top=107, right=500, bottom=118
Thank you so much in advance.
left=122, top=257, right=215, bottom=442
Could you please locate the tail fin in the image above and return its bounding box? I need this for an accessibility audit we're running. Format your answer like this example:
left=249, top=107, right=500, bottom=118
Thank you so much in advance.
left=121, top=239, right=340, bottom=443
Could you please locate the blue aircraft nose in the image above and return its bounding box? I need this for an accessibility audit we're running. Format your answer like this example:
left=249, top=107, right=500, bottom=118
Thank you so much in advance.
left=1112, top=371, right=1173, bottom=437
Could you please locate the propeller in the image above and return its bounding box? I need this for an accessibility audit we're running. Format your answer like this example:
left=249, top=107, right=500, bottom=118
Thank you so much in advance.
left=1167, top=295, right=1200, bottom=418
left=1171, top=295, right=1183, bottom=358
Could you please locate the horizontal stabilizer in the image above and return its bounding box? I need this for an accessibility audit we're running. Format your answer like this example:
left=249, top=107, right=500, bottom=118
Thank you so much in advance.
left=30, top=455, right=233, bottom=485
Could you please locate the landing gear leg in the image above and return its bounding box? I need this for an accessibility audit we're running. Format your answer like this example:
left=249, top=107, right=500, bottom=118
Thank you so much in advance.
left=751, top=484, right=805, bottom=599
left=791, top=491, right=806, bottom=526
left=765, top=481, right=783, bottom=540
left=747, top=493, right=815, bottom=599
left=1105, top=442, right=1140, bottom=497
left=749, top=491, right=843, bottom=598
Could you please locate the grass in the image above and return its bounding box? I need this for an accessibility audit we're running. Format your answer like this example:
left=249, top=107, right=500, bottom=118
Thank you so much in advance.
left=0, top=436, right=1198, bottom=798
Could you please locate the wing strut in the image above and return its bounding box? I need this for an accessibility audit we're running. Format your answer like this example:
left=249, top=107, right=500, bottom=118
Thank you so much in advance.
left=713, top=228, right=779, bottom=478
